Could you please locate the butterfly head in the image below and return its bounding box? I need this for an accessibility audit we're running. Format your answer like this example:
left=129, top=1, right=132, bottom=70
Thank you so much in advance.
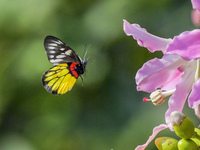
left=82, top=60, right=87, bottom=68
left=76, top=60, right=87, bottom=75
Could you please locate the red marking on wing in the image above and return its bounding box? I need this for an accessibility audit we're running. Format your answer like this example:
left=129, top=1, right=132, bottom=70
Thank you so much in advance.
left=70, top=62, right=79, bottom=78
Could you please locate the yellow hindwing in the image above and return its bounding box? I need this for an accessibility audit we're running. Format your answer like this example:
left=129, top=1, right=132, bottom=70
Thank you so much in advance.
left=42, top=63, right=77, bottom=95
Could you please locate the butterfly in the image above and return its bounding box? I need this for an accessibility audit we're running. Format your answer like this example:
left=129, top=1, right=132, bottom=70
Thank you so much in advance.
left=42, top=35, right=87, bottom=95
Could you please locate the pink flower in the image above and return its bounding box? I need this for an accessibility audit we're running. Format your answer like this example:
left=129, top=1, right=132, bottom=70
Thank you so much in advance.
left=123, top=20, right=200, bottom=130
left=124, top=1, right=200, bottom=149
left=192, top=0, right=200, bottom=11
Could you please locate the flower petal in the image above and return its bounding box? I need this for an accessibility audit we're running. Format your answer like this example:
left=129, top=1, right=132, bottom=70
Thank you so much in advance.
left=188, top=78, right=200, bottom=108
left=192, top=0, right=200, bottom=11
left=165, top=61, right=197, bottom=130
left=191, top=9, right=200, bottom=26
left=161, top=68, right=184, bottom=91
left=135, top=124, right=168, bottom=150
left=194, top=105, right=200, bottom=119
left=136, top=54, right=187, bottom=92
left=166, top=29, right=200, bottom=61
left=123, top=19, right=172, bottom=53
left=190, top=78, right=200, bottom=119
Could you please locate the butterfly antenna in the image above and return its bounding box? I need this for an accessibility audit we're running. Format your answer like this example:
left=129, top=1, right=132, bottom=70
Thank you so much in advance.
left=87, top=56, right=94, bottom=64
left=83, top=44, right=90, bottom=60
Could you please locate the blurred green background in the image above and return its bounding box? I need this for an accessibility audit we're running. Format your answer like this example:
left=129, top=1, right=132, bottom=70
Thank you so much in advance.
left=0, top=0, right=198, bottom=149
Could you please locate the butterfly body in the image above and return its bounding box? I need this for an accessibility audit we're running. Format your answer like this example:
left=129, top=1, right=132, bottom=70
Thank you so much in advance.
left=42, top=36, right=87, bottom=95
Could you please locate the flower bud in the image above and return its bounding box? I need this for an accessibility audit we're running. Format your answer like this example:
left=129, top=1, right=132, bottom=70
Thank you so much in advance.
left=170, top=111, right=195, bottom=139
left=191, top=128, right=200, bottom=147
left=155, top=137, right=178, bottom=150
left=178, top=139, right=199, bottom=150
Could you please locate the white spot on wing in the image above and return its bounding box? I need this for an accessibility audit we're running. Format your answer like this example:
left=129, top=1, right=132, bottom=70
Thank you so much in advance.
left=48, top=46, right=55, bottom=50
left=53, top=40, right=63, bottom=44
left=60, top=48, right=65, bottom=51
left=50, top=59, right=63, bottom=63
left=49, top=43, right=58, bottom=46
left=56, top=55, right=66, bottom=58
left=65, top=50, right=72, bottom=55
left=49, top=55, right=54, bottom=58
left=49, top=51, right=56, bottom=54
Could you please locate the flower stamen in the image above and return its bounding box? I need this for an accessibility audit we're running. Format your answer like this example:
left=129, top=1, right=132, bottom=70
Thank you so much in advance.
left=143, top=89, right=176, bottom=106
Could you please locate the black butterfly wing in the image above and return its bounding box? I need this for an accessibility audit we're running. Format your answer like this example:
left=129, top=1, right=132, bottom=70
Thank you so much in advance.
left=44, top=35, right=81, bottom=65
